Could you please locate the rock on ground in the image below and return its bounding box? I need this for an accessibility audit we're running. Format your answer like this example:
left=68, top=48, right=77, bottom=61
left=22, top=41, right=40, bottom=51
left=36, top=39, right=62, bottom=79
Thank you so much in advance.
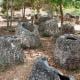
left=16, top=22, right=41, bottom=49
left=0, top=35, right=24, bottom=70
left=54, top=34, right=80, bottom=70
left=29, top=57, right=75, bottom=80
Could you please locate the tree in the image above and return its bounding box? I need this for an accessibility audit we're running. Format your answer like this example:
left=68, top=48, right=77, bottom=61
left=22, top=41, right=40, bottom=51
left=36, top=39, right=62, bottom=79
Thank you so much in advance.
left=2, top=0, right=23, bottom=27
left=74, top=0, right=80, bottom=9
left=6, top=0, right=9, bottom=28
left=50, top=0, right=76, bottom=26
left=22, top=0, right=26, bottom=20
left=50, top=0, right=64, bottom=26
left=10, top=0, right=13, bottom=27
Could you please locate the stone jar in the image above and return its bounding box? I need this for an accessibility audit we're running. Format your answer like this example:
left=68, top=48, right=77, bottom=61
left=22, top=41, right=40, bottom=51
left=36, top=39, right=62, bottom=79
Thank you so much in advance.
left=16, top=22, right=41, bottom=49
left=62, top=23, right=75, bottom=34
left=29, top=57, right=75, bottom=80
left=0, top=36, right=24, bottom=70
left=54, top=34, right=80, bottom=69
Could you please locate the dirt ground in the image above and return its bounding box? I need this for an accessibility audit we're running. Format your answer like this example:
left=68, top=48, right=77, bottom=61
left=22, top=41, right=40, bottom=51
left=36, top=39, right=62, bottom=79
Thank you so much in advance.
left=0, top=36, right=80, bottom=80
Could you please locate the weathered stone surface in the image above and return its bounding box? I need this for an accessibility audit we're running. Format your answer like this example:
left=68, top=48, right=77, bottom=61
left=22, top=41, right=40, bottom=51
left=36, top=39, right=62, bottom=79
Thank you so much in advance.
left=62, top=23, right=75, bottom=34
left=54, top=34, right=80, bottom=69
left=38, top=19, right=59, bottom=37
left=16, top=22, right=41, bottom=48
left=37, top=16, right=51, bottom=24
left=29, top=57, right=75, bottom=80
left=21, top=21, right=34, bottom=32
left=52, top=32, right=61, bottom=44
left=0, top=36, right=24, bottom=69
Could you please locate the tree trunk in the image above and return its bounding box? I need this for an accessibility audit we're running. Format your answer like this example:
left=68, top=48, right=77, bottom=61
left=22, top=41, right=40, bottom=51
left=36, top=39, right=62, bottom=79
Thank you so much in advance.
left=59, top=4, right=63, bottom=26
left=6, top=0, right=9, bottom=28
left=32, top=8, right=39, bottom=25
left=10, top=0, right=13, bottom=27
left=35, top=8, right=40, bottom=23
left=22, top=1, right=25, bottom=21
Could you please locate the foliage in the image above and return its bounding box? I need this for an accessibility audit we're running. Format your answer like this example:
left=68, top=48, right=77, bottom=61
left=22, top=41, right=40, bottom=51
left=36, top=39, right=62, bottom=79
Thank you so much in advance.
left=74, top=1, right=80, bottom=9
left=1, top=0, right=80, bottom=11
left=50, top=0, right=80, bottom=8
left=13, top=0, right=23, bottom=10
left=2, top=0, right=23, bottom=10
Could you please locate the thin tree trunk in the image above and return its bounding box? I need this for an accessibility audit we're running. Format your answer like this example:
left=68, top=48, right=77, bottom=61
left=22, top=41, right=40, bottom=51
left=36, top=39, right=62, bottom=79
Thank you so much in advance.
left=32, top=8, right=39, bottom=25
left=22, top=1, right=25, bottom=21
left=59, top=4, right=63, bottom=26
left=35, top=8, right=39, bottom=23
left=6, top=0, right=9, bottom=28
left=10, top=0, right=13, bottom=27
left=59, top=3, right=63, bottom=34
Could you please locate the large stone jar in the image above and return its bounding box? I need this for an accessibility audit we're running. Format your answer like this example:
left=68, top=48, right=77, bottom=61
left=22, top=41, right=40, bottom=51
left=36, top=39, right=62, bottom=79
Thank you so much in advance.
left=38, top=18, right=59, bottom=37
left=0, top=36, right=24, bottom=70
left=29, top=57, right=75, bottom=80
left=54, top=34, right=80, bottom=69
left=16, top=22, right=41, bottom=48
